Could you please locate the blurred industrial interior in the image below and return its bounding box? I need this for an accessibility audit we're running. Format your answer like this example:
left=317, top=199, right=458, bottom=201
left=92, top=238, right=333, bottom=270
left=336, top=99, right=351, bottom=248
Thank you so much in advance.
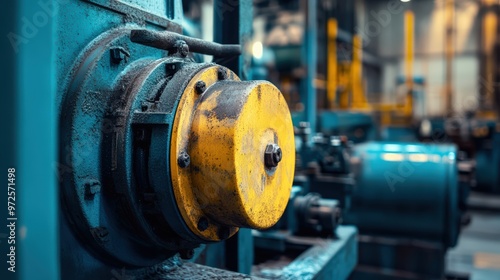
left=2, top=0, right=500, bottom=279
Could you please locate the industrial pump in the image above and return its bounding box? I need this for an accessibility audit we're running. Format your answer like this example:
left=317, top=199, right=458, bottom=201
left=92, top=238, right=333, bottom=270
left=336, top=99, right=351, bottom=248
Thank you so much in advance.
left=56, top=3, right=294, bottom=278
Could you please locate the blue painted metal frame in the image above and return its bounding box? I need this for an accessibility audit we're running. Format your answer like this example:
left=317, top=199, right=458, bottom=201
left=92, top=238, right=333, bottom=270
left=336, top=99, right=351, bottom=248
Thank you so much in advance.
left=208, top=0, right=255, bottom=275
left=0, top=1, right=59, bottom=279
left=302, top=0, right=318, bottom=138
left=0, top=2, right=18, bottom=279
left=213, top=0, right=253, bottom=80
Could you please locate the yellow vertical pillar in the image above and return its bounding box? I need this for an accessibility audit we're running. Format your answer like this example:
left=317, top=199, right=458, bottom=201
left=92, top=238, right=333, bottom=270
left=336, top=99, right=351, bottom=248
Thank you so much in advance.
left=480, top=0, right=497, bottom=117
left=339, top=63, right=350, bottom=109
left=444, top=0, right=454, bottom=115
left=351, top=35, right=366, bottom=108
left=404, top=10, right=414, bottom=117
left=327, top=18, right=338, bottom=109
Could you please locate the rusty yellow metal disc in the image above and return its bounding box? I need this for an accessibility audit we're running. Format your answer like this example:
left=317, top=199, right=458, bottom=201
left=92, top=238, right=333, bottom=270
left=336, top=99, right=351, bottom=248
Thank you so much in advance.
left=170, top=66, right=295, bottom=241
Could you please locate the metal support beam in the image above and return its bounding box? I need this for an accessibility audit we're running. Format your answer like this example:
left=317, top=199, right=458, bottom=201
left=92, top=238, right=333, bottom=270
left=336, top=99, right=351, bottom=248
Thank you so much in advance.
left=7, top=1, right=59, bottom=279
left=351, top=35, right=367, bottom=109
left=225, top=228, right=254, bottom=274
left=302, top=0, right=318, bottom=137
left=479, top=0, right=499, bottom=117
left=212, top=1, right=254, bottom=274
left=445, top=0, right=455, bottom=115
left=213, top=0, right=253, bottom=79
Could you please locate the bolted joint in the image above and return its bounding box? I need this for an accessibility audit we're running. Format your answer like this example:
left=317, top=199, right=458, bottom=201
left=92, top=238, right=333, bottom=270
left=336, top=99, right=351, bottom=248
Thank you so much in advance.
left=195, top=81, right=206, bottom=94
left=174, top=40, right=189, bottom=57
left=264, top=144, right=282, bottom=168
left=217, top=67, right=228, bottom=80
left=177, top=151, right=190, bottom=168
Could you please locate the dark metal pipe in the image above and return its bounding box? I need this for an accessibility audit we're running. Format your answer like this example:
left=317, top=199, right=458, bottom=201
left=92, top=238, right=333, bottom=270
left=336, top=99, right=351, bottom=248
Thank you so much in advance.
left=130, top=29, right=241, bottom=57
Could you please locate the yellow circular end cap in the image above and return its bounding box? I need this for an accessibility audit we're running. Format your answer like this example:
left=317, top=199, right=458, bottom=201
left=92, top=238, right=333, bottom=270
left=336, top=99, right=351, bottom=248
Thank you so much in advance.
left=190, top=80, right=295, bottom=229
left=170, top=66, right=294, bottom=241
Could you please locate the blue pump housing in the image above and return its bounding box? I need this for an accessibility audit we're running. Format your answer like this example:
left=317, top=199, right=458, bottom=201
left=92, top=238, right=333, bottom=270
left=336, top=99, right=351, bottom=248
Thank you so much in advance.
left=345, top=142, right=461, bottom=248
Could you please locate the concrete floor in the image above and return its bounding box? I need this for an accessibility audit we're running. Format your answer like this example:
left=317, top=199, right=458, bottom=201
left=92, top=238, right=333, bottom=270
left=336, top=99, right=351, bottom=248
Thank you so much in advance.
left=446, top=194, right=500, bottom=280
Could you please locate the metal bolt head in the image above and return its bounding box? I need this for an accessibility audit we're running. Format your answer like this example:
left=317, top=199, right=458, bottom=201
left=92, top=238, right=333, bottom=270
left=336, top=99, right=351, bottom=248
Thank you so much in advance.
left=217, top=68, right=228, bottom=80
left=195, top=81, right=206, bottom=94
left=179, top=42, right=189, bottom=57
left=265, top=144, right=283, bottom=168
left=173, top=40, right=189, bottom=57
left=197, top=217, right=209, bottom=231
left=273, top=147, right=282, bottom=163
left=177, top=151, right=190, bottom=168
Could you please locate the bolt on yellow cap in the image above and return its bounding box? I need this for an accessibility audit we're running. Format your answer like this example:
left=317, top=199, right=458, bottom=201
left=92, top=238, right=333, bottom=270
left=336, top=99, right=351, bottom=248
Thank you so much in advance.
left=170, top=66, right=295, bottom=241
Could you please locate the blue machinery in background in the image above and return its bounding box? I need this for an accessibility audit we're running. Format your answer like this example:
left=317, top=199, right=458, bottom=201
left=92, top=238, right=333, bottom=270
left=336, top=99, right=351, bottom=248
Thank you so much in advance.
left=251, top=0, right=496, bottom=279
left=348, top=142, right=462, bottom=248
left=292, top=111, right=375, bottom=144
left=418, top=117, right=500, bottom=194
left=346, top=142, right=465, bottom=279
left=289, top=119, right=467, bottom=279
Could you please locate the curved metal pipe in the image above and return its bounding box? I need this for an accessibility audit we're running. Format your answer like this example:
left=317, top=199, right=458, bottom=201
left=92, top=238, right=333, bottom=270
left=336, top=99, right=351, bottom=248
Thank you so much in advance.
left=130, top=29, right=241, bottom=57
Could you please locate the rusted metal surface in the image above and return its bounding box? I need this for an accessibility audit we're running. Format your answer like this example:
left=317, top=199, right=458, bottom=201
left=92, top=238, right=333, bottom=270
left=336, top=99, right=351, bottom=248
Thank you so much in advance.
left=161, top=262, right=262, bottom=280
left=83, top=0, right=183, bottom=32
left=169, top=66, right=295, bottom=240
left=253, top=226, right=358, bottom=280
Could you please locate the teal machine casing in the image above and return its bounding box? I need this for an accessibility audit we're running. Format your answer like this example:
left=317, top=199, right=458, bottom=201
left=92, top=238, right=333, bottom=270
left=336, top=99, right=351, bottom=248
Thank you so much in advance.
left=347, top=142, right=461, bottom=247
left=345, top=142, right=463, bottom=279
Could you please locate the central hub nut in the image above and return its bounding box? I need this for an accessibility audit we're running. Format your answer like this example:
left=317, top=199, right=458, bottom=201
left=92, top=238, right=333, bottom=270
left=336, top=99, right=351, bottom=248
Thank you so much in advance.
left=265, top=144, right=283, bottom=168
